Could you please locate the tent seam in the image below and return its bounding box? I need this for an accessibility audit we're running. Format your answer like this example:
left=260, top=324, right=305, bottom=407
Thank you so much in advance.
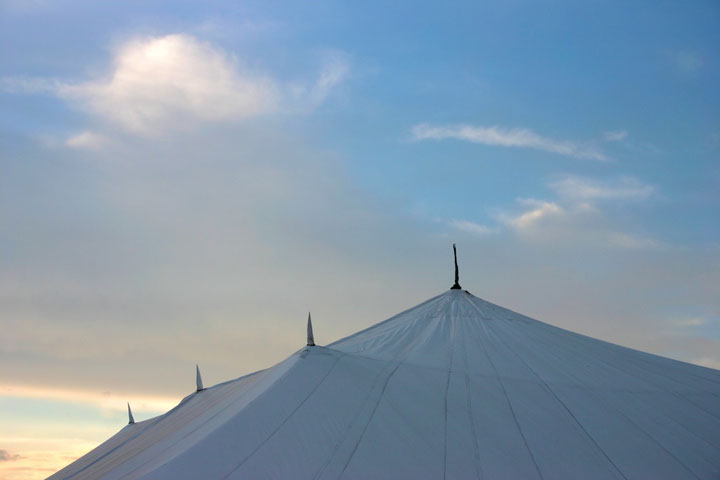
left=460, top=294, right=544, bottom=480
left=484, top=306, right=703, bottom=480
left=481, top=310, right=629, bottom=480
left=221, top=353, right=344, bottom=479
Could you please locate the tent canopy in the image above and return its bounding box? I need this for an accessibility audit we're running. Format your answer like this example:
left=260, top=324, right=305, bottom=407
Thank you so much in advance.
left=50, top=289, right=720, bottom=479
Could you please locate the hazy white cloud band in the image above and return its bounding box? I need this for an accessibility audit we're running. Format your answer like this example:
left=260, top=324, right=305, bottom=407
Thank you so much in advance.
left=548, top=174, right=655, bottom=200
left=412, top=123, right=609, bottom=161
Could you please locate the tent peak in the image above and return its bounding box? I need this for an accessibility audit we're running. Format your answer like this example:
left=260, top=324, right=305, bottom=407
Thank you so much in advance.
left=196, top=364, right=204, bottom=392
left=307, top=312, right=315, bottom=346
left=450, top=244, right=462, bottom=290
left=127, top=402, right=135, bottom=424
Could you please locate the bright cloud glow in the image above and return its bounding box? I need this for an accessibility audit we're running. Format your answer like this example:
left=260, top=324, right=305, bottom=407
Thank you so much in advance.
left=506, top=199, right=565, bottom=229
left=59, top=34, right=278, bottom=133
left=411, top=123, right=610, bottom=161
left=548, top=175, right=655, bottom=201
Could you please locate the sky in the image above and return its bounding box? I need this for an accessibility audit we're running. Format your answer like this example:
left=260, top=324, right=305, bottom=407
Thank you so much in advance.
left=1, top=0, right=719, bottom=478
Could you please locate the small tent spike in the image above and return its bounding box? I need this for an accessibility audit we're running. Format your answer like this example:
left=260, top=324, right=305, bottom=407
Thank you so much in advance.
left=307, top=312, right=315, bottom=346
left=127, top=402, right=135, bottom=424
left=196, top=364, right=204, bottom=392
left=450, top=244, right=462, bottom=290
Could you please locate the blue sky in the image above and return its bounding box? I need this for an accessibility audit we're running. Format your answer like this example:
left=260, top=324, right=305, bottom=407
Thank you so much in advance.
left=1, top=1, right=719, bottom=478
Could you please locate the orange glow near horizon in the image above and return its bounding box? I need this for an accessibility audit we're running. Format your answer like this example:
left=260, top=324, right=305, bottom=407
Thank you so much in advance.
left=0, top=384, right=180, bottom=479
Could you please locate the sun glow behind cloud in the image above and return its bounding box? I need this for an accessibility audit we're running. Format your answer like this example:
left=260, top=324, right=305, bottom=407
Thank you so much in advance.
left=60, top=34, right=279, bottom=133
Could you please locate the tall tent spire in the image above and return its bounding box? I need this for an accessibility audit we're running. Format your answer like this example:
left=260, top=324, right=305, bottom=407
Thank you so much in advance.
left=307, top=312, right=315, bottom=346
left=196, top=364, right=204, bottom=392
left=450, top=243, right=462, bottom=290
left=127, top=402, right=135, bottom=424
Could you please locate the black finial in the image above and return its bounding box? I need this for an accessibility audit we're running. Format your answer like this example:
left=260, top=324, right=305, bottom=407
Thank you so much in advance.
left=451, top=244, right=462, bottom=290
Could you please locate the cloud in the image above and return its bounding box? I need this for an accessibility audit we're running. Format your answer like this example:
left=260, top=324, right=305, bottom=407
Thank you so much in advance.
left=603, top=130, right=628, bottom=142
left=504, top=199, right=565, bottom=230
left=59, top=34, right=278, bottom=133
left=411, top=123, right=610, bottom=161
left=3, top=34, right=348, bottom=136
left=65, top=131, right=109, bottom=149
left=305, top=53, right=350, bottom=109
left=444, top=175, right=659, bottom=250
left=494, top=197, right=662, bottom=250
left=447, top=219, right=495, bottom=236
left=548, top=175, right=655, bottom=201
left=0, top=450, right=22, bottom=462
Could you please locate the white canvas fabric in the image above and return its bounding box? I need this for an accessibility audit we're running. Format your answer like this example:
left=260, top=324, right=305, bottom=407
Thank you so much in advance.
left=50, top=289, right=720, bottom=479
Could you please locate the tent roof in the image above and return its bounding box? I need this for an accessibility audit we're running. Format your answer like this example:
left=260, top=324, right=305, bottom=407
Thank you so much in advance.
left=50, top=289, right=720, bottom=479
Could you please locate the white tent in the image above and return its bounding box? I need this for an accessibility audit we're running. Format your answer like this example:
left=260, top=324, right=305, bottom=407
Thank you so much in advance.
left=50, top=271, right=720, bottom=479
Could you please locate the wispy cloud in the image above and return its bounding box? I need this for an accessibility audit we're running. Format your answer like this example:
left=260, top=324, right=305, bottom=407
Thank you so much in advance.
left=548, top=175, right=655, bottom=201
left=447, top=219, right=495, bottom=236
left=444, top=175, right=660, bottom=249
left=411, top=123, right=610, bottom=161
left=65, top=131, right=109, bottom=150
left=603, top=130, right=628, bottom=142
left=305, top=53, right=349, bottom=109
left=504, top=199, right=565, bottom=230
left=494, top=196, right=663, bottom=250
left=0, top=450, right=22, bottom=462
